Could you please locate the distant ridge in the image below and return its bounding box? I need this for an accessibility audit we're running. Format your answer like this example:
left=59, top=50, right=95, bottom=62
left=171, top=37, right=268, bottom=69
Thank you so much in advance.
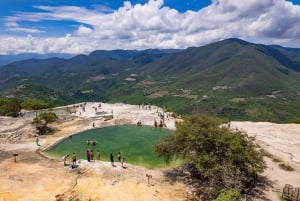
left=0, top=53, right=74, bottom=66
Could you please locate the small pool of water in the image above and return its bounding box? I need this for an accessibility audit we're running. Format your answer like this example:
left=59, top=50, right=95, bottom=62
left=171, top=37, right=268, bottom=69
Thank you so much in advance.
left=45, top=125, right=181, bottom=168
left=23, top=108, right=71, bottom=118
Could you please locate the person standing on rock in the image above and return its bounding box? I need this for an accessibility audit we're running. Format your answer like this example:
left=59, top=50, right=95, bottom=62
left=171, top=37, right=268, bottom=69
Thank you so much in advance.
left=90, top=150, right=94, bottom=161
left=86, top=149, right=91, bottom=162
left=121, top=157, right=125, bottom=168
left=36, top=136, right=40, bottom=146
left=96, top=150, right=100, bottom=160
left=117, top=152, right=121, bottom=162
left=62, top=154, right=69, bottom=166
left=72, top=152, right=77, bottom=167
left=110, top=153, right=114, bottom=166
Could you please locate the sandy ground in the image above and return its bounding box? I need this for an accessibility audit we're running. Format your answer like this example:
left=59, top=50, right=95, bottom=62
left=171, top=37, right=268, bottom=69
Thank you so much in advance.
left=231, top=122, right=300, bottom=201
left=0, top=102, right=300, bottom=201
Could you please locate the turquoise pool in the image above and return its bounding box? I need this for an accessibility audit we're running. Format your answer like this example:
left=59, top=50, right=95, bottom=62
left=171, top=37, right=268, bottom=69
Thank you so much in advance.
left=23, top=108, right=72, bottom=118
left=45, top=125, right=180, bottom=168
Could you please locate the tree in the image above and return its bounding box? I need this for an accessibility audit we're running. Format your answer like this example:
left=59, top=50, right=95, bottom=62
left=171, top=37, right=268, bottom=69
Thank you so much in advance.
left=33, top=112, right=58, bottom=135
left=0, top=98, right=21, bottom=117
left=155, top=115, right=266, bottom=200
left=21, top=99, right=55, bottom=110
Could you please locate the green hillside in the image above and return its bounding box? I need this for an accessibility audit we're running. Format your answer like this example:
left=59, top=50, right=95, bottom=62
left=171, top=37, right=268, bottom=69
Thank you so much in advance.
left=0, top=38, right=300, bottom=122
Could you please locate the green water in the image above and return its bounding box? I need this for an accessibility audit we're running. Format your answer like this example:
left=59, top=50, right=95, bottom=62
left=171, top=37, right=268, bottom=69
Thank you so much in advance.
left=23, top=108, right=71, bottom=118
left=46, top=125, right=181, bottom=168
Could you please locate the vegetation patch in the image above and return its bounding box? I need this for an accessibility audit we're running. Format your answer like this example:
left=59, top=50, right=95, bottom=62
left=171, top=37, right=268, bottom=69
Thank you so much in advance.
left=291, top=117, right=300, bottom=124
left=279, top=163, right=294, bottom=171
left=230, top=98, right=245, bottom=102
left=155, top=115, right=266, bottom=200
left=147, top=91, right=168, bottom=98
left=213, top=189, right=242, bottom=201
left=272, top=158, right=282, bottom=163
left=260, top=149, right=273, bottom=158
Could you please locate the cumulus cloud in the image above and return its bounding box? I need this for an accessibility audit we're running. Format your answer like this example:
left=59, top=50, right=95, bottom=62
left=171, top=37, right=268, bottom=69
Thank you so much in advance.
left=1, top=0, right=300, bottom=54
left=75, top=25, right=93, bottom=36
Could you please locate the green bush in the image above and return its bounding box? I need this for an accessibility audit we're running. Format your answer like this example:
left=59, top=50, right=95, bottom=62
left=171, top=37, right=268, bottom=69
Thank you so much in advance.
left=0, top=98, right=21, bottom=117
left=291, top=117, right=300, bottom=124
left=213, top=189, right=242, bottom=201
left=21, top=99, right=55, bottom=110
left=279, top=163, right=294, bottom=171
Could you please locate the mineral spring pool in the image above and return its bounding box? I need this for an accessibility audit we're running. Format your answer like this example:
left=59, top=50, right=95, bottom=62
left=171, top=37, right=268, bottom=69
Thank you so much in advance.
left=45, top=125, right=182, bottom=168
left=23, top=108, right=71, bottom=118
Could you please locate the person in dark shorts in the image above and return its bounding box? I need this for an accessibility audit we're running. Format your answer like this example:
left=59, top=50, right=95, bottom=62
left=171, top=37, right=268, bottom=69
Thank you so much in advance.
left=86, top=149, right=91, bottom=162
left=110, top=153, right=114, bottom=166
left=90, top=150, right=94, bottom=161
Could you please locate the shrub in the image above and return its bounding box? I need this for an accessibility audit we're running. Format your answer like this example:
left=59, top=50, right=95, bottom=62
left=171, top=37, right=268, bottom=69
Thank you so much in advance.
left=279, top=163, right=294, bottom=171
left=213, top=189, right=242, bottom=201
left=291, top=117, right=300, bottom=124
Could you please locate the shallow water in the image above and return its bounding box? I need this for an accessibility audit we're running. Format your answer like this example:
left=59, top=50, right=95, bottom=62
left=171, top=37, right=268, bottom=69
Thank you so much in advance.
left=23, top=108, right=71, bottom=118
left=46, top=125, right=180, bottom=168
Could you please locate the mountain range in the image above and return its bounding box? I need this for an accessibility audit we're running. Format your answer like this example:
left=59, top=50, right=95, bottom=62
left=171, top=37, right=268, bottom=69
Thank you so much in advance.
left=0, top=53, right=74, bottom=66
left=0, top=38, right=299, bottom=122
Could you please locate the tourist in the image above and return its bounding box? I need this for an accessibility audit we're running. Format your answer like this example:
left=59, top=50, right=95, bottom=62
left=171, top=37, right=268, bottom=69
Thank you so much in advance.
left=90, top=150, right=94, bottom=161
left=96, top=150, right=100, bottom=160
left=117, top=152, right=121, bottom=162
left=121, top=157, right=125, bottom=168
left=36, top=136, right=40, bottom=146
left=146, top=174, right=152, bottom=184
left=72, top=152, right=77, bottom=167
left=137, top=121, right=142, bottom=126
left=110, top=153, right=114, bottom=166
left=62, top=154, right=69, bottom=166
left=159, top=120, right=163, bottom=128
left=86, top=149, right=91, bottom=162
left=86, top=139, right=90, bottom=145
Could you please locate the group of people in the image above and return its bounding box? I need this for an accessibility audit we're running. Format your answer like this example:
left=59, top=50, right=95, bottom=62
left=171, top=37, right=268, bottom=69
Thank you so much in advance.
left=86, top=149, right=101, bottom=162
left=154, top=119, right=166, bottom=128
left=62, top=150, right=125, bottom=168
left=62, top=152, right=77, bottom=168
left=110, top=152, right=125, bottom=168
left=86, top=139, right=97, bottom=146
left=138, top=103, right=152, bottom=110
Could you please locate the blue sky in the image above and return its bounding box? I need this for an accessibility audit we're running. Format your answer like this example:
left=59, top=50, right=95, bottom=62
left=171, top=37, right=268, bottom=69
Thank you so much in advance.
left=1, top=0, right=300, bottom=55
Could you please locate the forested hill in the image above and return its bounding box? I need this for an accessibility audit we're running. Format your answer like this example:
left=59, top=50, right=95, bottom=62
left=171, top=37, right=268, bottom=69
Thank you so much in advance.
left=0, top=38, right=300, bottom=122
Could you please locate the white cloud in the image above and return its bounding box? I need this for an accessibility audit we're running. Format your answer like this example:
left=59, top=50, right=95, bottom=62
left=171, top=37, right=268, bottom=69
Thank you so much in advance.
left=75, top=25, right=93, bottom=36
left=4, top=21, right=43, bottom=33
left=1, top=0, right=300, bottom=54
left=5, top=22, right=19, bottom=28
